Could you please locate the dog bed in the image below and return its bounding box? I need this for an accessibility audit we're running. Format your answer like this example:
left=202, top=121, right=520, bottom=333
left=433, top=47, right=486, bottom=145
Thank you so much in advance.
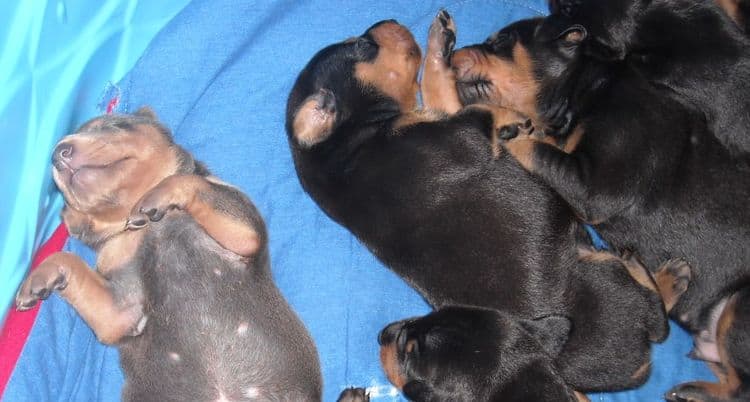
left=0, top=1, right=713, bottom=401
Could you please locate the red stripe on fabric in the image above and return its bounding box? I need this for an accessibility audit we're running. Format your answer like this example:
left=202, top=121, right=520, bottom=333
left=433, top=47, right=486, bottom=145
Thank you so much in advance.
left=0, top=223, right=69, bottom=397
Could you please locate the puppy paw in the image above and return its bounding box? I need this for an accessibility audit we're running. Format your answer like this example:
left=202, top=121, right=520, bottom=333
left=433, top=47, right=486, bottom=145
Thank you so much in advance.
left=665, top=382, right=712, bottom=402
left=427, top=9, right=456, bottom=65
left=15, top=256, right=69, bottom=310
left=336, top=387, right=370, bottom=402
left=126, top=175, right=201, bottom=230
left=653, top=258, right=692, bottom=313
left=498, top=118, right=534, bottom=140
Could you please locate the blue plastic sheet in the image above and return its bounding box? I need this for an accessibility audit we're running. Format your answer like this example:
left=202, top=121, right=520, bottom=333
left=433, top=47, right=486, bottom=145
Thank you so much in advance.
left=0, top=0, right=190, bottom=322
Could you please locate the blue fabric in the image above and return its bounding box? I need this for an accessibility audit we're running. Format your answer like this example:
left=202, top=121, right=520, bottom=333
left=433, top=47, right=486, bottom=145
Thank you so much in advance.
left=0, top=0, right=190, bottom=323
left=5, top=0, right=714, bottom=401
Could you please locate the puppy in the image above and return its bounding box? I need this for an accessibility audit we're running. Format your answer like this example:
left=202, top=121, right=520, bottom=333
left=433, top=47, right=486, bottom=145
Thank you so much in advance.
left=444, top=11, right=750, bottom=401
left=378, top=306, right=583, bottom=402
left=287, top=16, right=682, bottom=397
left=15, top=109, right=322, bottom=401
left=545, top=0, right=750, bottom=156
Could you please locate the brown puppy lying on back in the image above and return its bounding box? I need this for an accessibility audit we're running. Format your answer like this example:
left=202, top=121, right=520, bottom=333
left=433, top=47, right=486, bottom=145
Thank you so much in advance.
left=15, top=108, right=322, bottom=401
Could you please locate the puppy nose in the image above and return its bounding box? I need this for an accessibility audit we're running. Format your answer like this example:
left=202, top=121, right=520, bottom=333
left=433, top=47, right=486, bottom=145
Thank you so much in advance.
left=52, top=142, right=74, bottom=164
left=378, top=322, right=402, bottom=345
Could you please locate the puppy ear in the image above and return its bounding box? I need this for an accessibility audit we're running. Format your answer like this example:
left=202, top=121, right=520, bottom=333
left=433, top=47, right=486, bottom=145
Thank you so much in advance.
left=292, top=88, right=338, bottom=148
left=519, top=315, right=572, bottom=357
left=558, top=25, right=587, bottom=45
left=133, top=106, right=158, bottom=121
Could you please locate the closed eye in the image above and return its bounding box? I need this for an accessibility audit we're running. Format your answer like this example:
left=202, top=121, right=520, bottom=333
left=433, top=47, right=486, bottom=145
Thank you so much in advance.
left=456, top=75, right=494, bottom=105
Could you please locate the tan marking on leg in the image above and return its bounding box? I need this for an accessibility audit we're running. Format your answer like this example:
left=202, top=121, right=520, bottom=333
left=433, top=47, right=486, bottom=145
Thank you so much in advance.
left=573, top=391, right=590, bottom=402
left=631, top=361, right=652, bottom=381
left=707, top=361, right=729, bottom=385
left=503, top=136, right=538, bottom=171
left=393, top=109, right=446, bottom=131
left=130, top=175, right=260, bottom=257
left=563, top=126, right=585, bottom=153
left=715, top=295, right=741, bottom=396
left=577, top=247, right=620, bottom=263
left=621, top=254, right=659, bottom=293
left=717, top=0, right=742, bottom=25
left=17, top=252, right=144, bottom=344
left=653, top=259, right=691, bottom=313
left=422, top=11, right=462, bottom=113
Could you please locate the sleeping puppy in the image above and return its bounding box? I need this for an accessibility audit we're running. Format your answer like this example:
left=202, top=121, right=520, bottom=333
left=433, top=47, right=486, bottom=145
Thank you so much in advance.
left=378, top=306, right=581, bottom=402
left=15, top=109, right=322, bottom=401
left=544, top=0, right=750, bottom=156
left=443, top=12, right=750, bottom=402
left=287, top=17, right=683, bottom=398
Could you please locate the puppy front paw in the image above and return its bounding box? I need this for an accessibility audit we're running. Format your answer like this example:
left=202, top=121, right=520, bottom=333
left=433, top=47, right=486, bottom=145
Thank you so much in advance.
left=15, top=255, right=69, bottom=310
left=427, top=9, right=456, bottom=65
left=127, top=175, right=201, bottom=230
left=665, top=382, right=712, bottom=402
left=653, top=258, right=692, bottom=313
left=498, top=118, right=534, bottom=140
left=337, top=387, right=370, bottom=402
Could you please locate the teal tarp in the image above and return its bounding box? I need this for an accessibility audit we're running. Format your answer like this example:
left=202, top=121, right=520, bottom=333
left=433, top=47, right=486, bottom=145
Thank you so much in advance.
left=0, top=0, right=190, bottom=322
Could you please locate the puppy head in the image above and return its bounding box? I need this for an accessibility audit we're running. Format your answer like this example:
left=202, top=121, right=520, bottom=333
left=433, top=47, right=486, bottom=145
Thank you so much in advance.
left=451, top=16, right=596, bottom=137
left=378, top=306, right=576, bottom=401
left=286, top=20, right=422, bottom=149
left=547, top=0, right=649, bottom=61
left=52, top=107, right=196, bottom=247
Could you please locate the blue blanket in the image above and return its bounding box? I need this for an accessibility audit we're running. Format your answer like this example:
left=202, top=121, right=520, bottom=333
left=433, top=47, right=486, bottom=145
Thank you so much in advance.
left=5, top=1, right=713, bottom=401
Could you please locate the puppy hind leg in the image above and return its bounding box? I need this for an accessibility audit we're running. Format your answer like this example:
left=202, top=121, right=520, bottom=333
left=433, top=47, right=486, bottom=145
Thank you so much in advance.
left=667, top=290, right=750, bottom=402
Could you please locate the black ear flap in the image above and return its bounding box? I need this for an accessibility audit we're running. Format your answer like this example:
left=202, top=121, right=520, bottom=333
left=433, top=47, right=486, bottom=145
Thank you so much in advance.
left=133, top=106, right=158, bottom=121
left=519, top=315, right=572, bottom=357
left=291, top=88, right=338, bottom=148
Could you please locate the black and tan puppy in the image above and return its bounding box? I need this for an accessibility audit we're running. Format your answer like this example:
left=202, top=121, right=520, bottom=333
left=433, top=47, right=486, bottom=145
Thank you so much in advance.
left=443, top=11, right=750, bottom=402
left=15, top=109, right=322, bottom=401
left=378, top=306, right=581, bottom=402
left=543, top=0, right=750, bottom=156
left=286, top=17, right=685, bottom=399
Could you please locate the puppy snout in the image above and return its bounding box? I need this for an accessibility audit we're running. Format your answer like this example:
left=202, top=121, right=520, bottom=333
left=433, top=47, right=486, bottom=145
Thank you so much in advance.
left=52, top=142, right=74, bottom=168
left=378, top=321, right=404, bottom=346
left=367, top=20, right=416, bottom=46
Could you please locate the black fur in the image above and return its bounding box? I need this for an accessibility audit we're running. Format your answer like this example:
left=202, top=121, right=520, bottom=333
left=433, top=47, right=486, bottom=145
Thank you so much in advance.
left=286, top=20, right=669, bottom=397
left=547, top=0, right=750, bottom=156
left=474, top=14, right=750, bottom=401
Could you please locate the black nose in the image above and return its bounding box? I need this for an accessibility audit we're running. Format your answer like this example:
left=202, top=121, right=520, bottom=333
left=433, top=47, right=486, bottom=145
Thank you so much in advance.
left=378, top=321, right=404, bottom=345
left=52, top=143, right=73, bottom=164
